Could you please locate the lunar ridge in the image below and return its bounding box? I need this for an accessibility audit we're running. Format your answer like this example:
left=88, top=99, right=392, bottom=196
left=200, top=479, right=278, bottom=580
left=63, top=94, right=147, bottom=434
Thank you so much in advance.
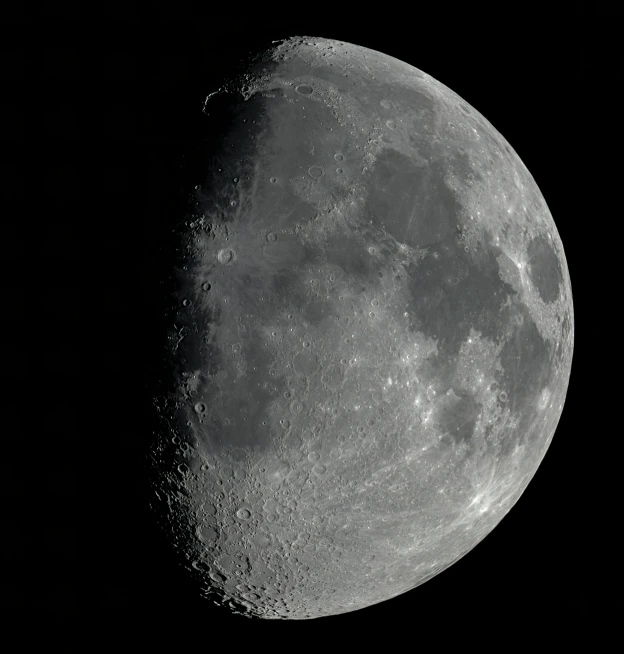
left=148, top=37, right=573, bottom=619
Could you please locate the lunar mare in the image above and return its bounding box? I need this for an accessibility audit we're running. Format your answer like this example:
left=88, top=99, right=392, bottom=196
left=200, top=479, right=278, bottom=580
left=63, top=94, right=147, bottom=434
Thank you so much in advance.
left=148, top=37, right=573, bottom=619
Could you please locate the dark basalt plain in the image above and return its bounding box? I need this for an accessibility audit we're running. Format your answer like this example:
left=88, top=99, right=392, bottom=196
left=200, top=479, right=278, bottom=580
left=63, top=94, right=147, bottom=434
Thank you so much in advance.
left=147, top=37, right=573, bottom=619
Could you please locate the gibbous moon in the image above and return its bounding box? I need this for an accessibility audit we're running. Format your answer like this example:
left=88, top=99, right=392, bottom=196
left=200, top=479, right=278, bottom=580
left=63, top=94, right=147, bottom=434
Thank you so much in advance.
left=148, top=36, right=573, bottom=619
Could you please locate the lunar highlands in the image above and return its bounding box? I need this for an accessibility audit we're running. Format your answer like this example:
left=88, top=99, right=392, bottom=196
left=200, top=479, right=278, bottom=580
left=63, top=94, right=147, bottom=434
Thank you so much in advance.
left=148, top=37, right=573, bottom=619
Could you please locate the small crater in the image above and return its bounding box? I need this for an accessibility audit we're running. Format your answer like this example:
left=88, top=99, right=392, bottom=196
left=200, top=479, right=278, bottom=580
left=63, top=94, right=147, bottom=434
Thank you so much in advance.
left=308, top=166, right=324, bottom=178
left=218, top=248, right=235, bottom=264
left=296, top=85, right=313, bottom=95
left=308, top=452, right=320, bottom=462
left=270, top=177, right=278, bottom=183
left=202, top=282, right=211, bottom=291
left=194, top=402, right=206, bottom=413
left=266, top=232, right=278, bottom=243
left=334, top=153, right=344, bottom=161
left=289, top=400, right=303, bottom=415
left=336, top=168, right=343, bottom=174
left=182, top=299, right=190, bottom=306
left=236, top=508, right=251, bottom=520
left=386, top=120, right=396, bottom=129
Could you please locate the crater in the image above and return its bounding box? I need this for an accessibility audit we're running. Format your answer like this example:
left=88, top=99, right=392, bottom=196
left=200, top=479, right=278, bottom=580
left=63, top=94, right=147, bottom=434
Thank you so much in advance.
left=293, top=350, right=319, bottom=375
left=218, top=248, right=235, bottom=264
left=436, top=388, right=481, bottom=445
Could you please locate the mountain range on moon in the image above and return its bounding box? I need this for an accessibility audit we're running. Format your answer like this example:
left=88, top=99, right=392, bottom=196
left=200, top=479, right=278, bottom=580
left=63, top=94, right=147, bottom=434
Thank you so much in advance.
left=147, top=36, right=574, bottom=620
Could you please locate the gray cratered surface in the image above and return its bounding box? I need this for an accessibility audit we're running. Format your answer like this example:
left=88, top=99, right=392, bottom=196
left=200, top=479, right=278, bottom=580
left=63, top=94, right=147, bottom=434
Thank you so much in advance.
left=148, top=37, right=574, bottom=619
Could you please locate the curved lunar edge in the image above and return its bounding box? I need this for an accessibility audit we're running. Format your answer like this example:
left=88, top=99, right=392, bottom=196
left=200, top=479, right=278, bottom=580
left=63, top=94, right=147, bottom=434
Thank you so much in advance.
left=147, top=36, right=574, bottom=620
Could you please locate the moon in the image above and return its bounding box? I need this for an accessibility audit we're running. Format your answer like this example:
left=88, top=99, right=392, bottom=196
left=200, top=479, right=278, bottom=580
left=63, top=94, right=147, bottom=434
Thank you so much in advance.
left=147, top=36, right=573, bottom=619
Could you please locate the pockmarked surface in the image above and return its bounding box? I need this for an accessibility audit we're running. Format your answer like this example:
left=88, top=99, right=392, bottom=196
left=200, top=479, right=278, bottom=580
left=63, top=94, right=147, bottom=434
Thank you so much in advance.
left=148, top=37, right=574, bottom=619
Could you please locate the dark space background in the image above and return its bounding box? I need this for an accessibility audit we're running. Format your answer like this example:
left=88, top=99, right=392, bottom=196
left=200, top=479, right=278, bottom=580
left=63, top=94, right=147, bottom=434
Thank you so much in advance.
left=3, top=1, right=617, bottom=648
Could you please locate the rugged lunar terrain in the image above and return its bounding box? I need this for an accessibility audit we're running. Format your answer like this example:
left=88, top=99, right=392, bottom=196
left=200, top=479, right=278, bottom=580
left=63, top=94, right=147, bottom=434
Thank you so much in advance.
left=148, top=37, right=574, bottom=619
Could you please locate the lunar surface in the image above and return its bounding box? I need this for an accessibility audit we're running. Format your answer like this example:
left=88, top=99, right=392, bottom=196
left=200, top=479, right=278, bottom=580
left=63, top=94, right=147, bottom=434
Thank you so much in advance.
left=147, top=37, right=574, bottom=619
